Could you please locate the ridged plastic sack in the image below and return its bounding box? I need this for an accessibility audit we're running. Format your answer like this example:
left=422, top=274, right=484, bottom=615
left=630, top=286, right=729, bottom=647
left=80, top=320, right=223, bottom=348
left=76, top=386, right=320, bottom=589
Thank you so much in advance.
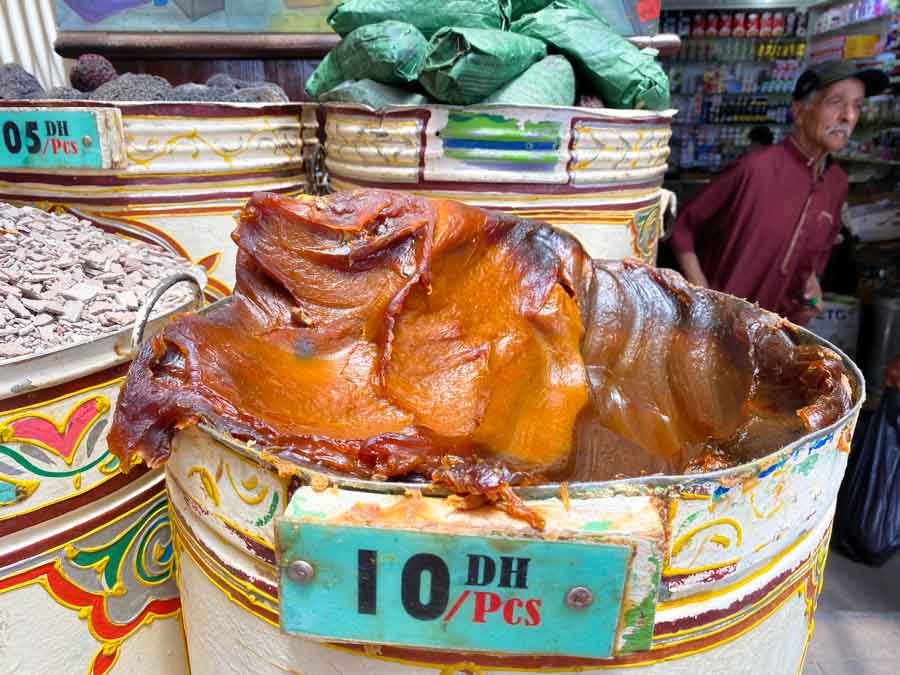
left=328, top=0, right=512, bottom=39
left=835, top=387, right=900, bottom=566
left=483, top=55, right=575, bottom=106
left=512, top=0, right=653, bottom=36
left=510, top=0, right=602, bottom=20
left=305, top=21, right=427, bottom=100
left=319, top=79, right=428, bottom=108
left=511, top=2, right=670, bottom=110
left=420, top=27, right=546, bottom=105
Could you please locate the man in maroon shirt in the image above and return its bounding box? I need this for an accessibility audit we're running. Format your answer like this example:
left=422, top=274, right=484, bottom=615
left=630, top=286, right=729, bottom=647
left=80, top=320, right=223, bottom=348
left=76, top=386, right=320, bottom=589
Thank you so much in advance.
left=887, top=355, right=900, bottom=390
left=671, top=62, right=888, bottom=325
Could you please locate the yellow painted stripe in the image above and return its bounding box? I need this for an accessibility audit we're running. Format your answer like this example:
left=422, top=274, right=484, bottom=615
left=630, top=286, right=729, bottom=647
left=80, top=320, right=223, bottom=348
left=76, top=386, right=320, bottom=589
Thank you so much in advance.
left=0, top=176, right=303, bottom=197
left=658, top=525, right=814, bottom=611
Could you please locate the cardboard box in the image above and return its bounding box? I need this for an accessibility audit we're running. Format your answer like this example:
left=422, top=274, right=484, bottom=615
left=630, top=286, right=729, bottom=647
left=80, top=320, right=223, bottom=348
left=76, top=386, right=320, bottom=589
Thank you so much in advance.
left=807, top=294, right=861, bottom=359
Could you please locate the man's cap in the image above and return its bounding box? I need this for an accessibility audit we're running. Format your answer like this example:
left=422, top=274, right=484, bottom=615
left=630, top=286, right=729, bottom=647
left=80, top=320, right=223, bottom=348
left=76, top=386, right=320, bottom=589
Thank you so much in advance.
left=793, top=60, right=889, bottom=101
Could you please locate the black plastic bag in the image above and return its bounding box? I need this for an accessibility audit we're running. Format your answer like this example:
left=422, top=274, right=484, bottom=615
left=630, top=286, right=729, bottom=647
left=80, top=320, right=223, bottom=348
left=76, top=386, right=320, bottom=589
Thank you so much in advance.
left=835, top=387, right=900, bottom=566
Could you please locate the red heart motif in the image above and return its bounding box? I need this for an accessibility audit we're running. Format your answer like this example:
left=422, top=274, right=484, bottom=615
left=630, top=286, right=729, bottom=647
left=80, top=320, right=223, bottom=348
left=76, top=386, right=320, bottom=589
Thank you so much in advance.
left=1, top=397, right=108, bottom=464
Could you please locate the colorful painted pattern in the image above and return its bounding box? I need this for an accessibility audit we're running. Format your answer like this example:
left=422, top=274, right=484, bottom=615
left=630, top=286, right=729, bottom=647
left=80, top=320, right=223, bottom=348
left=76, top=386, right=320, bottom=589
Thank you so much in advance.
left=663, top=425, right=853, bottom=597
left=630, top=204, right=663, bottom=263
left=323, top=104, right=674, bottom=262
left=0, top=384, right=125, bottom=525
left=441, top=113, right=562, bottom=172
left=167, top=402, right=857, bottom=673
left=170, top=462, right=833, bottom=672
left=0, top=484, right=181, bottom=675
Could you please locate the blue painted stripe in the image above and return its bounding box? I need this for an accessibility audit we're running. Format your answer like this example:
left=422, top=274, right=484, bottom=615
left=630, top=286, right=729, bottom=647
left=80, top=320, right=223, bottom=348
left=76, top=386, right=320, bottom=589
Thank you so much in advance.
left=443, top=138, right=558, bottom=152
left=758, top=460, right=785, bottom=478
left=810, top=434, right=833, bottom=450
left=0, top=481, right=16, bottom=504
left=446, top=159, right=558, bottom=172
left=444, top=148, right=559, bottom=165
left=713, top=485, right=730, bottom=499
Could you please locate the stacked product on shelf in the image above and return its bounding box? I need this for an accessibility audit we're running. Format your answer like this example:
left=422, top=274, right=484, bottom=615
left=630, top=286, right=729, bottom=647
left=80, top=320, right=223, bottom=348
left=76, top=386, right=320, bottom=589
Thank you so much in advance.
left=660, top=8, right=809, bottom=41
left=671, top=124, right=790, bottom=172
left=668, top=42, right=805, bottom=95
left=809, top=1, right=894, bottom=64
left=812, top=0, right=893, bottom=36
left=838, top=105, right=900, bottom=165
left=660, top=7, right=808, bottom=173
left=810, top=33, right=883, bottom=63
left=673, top=94, right=792, bottom=124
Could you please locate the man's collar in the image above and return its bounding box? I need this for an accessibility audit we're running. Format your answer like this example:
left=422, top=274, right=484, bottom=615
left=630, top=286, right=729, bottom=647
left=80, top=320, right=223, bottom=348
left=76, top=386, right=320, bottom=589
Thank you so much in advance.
left=786, top=136, right=831, bottom=178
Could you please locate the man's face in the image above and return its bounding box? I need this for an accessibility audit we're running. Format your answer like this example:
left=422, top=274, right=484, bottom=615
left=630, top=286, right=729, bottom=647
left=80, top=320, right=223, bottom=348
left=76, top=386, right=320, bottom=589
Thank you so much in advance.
left=793, top=78, right=865, bottom=154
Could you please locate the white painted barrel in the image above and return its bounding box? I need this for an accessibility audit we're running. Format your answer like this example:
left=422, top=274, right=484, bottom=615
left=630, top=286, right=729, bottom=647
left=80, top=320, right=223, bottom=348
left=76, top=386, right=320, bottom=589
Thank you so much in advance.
left=322, top=103, right=675, bottom=264
left=0, top=282, right=200, bottom=675
left=166, top=316, right=862, bottom=675
left=0, top=101, right=317, bottom=297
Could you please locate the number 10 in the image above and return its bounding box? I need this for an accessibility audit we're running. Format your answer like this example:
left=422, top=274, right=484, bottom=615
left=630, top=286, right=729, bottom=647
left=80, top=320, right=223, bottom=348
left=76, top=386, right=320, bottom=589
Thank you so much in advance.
left=358, top=549, right=451, bottom=621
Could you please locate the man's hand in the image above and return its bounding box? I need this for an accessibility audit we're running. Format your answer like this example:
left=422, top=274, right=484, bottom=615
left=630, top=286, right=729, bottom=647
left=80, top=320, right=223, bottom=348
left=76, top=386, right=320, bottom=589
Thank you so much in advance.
left=885, top=355, right=900, bottom=390
left=803, top=273, right=823, bottom=307
left=795, top=273, right=823, bottom=325
left=673, top=250, right=710, bottom=288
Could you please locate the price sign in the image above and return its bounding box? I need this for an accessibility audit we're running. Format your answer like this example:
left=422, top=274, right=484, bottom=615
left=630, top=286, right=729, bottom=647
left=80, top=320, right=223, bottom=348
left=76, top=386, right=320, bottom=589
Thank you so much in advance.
left=277, top=522, right=637, bottom=658
left=0, top=107, right=125, bottom=171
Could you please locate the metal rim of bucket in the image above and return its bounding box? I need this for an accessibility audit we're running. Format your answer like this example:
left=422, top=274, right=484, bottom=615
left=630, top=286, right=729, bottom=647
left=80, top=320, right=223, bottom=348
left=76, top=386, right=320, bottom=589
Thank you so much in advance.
left=320, top=101, right=679, bottom=120
left=0, top=100, right=311, bottom=112
left=181, top=291, right=865, bottom=502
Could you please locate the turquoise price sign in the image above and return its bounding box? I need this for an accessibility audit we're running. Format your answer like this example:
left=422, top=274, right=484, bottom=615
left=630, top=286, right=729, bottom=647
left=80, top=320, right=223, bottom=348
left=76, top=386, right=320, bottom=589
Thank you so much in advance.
left=277, top=522, right=634, bottom=658
left=0, top=108, right=124, bottom=171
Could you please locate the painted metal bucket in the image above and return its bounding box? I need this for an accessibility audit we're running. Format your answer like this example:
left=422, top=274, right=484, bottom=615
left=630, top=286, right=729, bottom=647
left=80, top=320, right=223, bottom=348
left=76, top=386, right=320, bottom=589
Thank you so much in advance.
left=322, top=103, right=676, bottom=263
left=0, top=273, right=204, bottom=675
left=165, top=301, right=863, bottom=675
left=0, top=101, right=318, bottom=297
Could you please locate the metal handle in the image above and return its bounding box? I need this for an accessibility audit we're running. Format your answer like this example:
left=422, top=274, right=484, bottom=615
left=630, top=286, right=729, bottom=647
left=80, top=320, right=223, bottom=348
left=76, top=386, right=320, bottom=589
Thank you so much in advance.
left=130, top=268, right=207, bottom=355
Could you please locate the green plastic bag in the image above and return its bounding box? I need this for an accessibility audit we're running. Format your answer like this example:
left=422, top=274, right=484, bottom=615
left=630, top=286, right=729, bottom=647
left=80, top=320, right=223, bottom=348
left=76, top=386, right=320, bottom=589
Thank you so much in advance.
left=511, top=2, right=670, bottom=110
left=420, top=27, right=546, bottom=105
left=509, top=0, right=602, bottom=21
left=319, top=79, right=428, bottom=108
left=328, top=0, right=512, bottom=39
left=305, top=21, right=427, bottom=100
left=483, top=55, right=575, bottom=106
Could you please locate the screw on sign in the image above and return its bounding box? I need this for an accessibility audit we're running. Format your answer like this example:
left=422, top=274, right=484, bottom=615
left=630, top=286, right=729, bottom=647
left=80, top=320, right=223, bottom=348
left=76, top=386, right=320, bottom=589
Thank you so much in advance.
left=287, top=560, right=315, bottom=584
left=565, top=586, right=594, bottom=609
